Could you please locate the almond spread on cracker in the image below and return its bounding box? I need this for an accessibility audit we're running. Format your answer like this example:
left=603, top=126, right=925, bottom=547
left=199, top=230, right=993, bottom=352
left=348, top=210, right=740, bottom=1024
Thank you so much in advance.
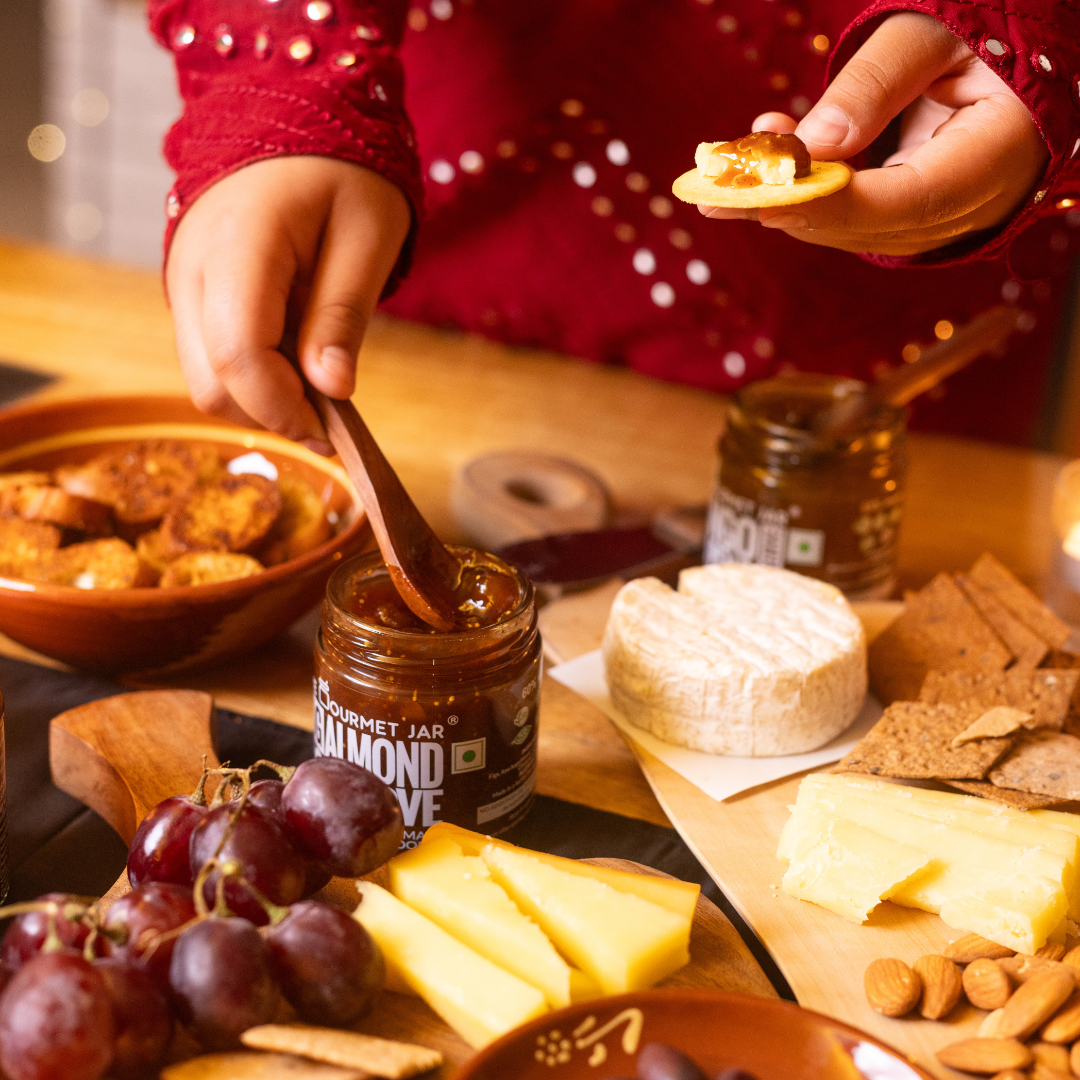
left=672, top=130, right=851, bottom=208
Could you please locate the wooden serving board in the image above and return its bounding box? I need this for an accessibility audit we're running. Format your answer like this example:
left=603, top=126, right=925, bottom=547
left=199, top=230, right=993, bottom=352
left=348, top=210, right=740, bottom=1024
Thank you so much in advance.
left=537, top=586, right=1021, bottom=1080
left=48, top=690, right=778, bottom=1078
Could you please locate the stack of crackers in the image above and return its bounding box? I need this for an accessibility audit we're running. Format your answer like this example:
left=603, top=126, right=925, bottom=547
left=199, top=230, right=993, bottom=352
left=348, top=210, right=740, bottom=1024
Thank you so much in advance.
left=836, top=553, right=1080, bottom=809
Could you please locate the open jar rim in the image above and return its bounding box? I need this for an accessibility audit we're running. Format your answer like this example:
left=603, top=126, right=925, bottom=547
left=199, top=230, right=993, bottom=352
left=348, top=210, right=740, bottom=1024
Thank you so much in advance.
left=729, top=373, right=905, bottom=453
left=323, top=548, right=536, bottom=662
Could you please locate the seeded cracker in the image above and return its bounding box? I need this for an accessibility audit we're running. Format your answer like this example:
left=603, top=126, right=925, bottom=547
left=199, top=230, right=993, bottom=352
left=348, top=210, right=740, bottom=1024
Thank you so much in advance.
left=955, top=572, right=1049, bottom=669
left=160, top=1052, right=364, bottom=1080
left=968, top=552, right=1071, bottom=648
left=867, top=573, right=1012, bottom=705
left=241, top=1024, right=443, bottom=1078
left=919, top=668, right=1078, bottom=732
left=988, top=731, right=1080, bottom=800
left=835, top=700, right=1012, bottom=779
left=943, top=779, right=1072, bottom=809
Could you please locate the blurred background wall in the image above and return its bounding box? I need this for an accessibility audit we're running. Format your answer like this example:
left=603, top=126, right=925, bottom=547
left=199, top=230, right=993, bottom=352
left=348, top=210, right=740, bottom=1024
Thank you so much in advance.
left=1, top=0, right=178, bottom=267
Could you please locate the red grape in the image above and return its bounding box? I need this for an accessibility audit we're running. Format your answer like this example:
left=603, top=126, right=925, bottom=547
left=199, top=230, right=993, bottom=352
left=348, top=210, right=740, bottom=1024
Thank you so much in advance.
left=248, top=779, right=332, bottom=897
left=168, top=917, right=279, bottom=1049
left=94, top=957, right=172, bottom=1080
left=637, top=1044, right=708, bottom=1080
left=265, top=900, right=384, bottom=1025
left=281, top=758, right=403, bottom=877
left=102, top=882, right=196, bottom=987
left=0, top=953, right=115, bottom=1080
left=188, top=803, right=306, bottom=924
left=1, top=894, right=96, bottom=971
left=127, top=796, right=208, bottom=888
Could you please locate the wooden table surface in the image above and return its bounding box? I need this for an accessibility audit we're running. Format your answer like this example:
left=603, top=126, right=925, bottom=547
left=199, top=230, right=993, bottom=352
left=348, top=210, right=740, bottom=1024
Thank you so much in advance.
left=0, top=237, right=1070, bottom=836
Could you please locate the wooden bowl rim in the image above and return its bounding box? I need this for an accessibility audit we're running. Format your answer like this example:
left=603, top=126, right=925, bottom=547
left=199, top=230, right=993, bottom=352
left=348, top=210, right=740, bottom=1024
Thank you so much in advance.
left=455, top=987, right=935, bottom=1080
left=0, top=395, right=367, bottom=604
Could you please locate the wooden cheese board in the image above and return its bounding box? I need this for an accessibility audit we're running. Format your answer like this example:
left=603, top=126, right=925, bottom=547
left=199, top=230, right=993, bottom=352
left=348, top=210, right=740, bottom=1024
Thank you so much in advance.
left=48, top=689, right=779, bottom=1078
left=537, top=588, right=1039, bottom=1080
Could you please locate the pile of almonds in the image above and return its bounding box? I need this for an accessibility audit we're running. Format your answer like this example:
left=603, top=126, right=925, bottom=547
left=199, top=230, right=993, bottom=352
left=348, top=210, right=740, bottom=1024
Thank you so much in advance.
left=865, top=935, right=1080, bottom=1077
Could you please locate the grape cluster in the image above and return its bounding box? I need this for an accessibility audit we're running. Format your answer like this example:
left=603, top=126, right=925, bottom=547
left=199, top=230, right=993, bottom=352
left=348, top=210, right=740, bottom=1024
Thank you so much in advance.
left=0, top=757, right=403, bottom=1080
left=618, top=1043, right=761, bottom=1080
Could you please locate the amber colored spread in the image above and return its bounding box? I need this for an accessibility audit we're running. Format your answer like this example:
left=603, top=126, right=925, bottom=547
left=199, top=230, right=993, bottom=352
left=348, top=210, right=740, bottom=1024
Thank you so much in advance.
left=708, top=132, right=811, bottom=188
left=344, top=548, right=523, bottom=633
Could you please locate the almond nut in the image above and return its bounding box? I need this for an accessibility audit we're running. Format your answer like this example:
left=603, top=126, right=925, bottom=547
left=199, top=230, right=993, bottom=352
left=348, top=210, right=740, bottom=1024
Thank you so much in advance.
left=979, top=1009, right=1006, bottom=1038
left=964, top=958, right=1013, bottom=1010
left=1031, top=1042, right=1071, bottom=1071
left=1040, top=989, right=1080, bottom=1043
left=1035, top=943, right=1067, bottom=962
left=936, top=1038, right=1032, bottom=1074
left=1071, top=1041, right=1080, bottom=1076
left=997, top=967, right=1076, bottom=1039
left=999, top=954, right=1067, bottom=983
left=944, top=934, right=1017, bottom=964
left=913, top=954, right=962, bottom=1019
left=988, top=1071, right=1027, bottom=1080
left=865, top=958, right=921, bottom=1017
left=1030, top=1065, right=1073, bottom=1080
left=1061, top=944, right=1080, bottom=972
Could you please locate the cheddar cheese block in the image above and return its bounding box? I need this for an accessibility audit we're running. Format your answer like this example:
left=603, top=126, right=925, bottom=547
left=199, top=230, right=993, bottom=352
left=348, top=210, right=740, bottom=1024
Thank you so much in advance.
left=603, top=564, right=866, bottom=756
left=388, top=837, right=575, bottom=1008
left=779, top=774, right=1073, bottom=952
left=353, top=881, right=547, bottom=1049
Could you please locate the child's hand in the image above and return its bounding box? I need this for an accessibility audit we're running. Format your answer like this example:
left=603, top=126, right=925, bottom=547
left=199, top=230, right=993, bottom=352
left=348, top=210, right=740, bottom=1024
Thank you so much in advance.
left=700, top=12, right=1048, bottom=256
left=166, top=156, right=411, bottom=450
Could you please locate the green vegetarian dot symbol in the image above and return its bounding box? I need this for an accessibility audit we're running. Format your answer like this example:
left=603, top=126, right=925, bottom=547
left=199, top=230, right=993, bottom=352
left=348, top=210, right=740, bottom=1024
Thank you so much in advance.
left=462, top=750, right=476, bottom=763
left=798, top=542, right=810, bottom=553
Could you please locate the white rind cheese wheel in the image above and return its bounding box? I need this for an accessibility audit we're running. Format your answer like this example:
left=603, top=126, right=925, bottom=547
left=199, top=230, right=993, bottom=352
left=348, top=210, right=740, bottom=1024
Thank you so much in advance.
left=602, top=564, right=867, bottom=757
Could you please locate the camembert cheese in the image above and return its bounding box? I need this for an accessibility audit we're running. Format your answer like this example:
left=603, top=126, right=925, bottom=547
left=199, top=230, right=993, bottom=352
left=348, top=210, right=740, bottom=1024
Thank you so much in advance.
left=602, top=564, right=867, bottom=755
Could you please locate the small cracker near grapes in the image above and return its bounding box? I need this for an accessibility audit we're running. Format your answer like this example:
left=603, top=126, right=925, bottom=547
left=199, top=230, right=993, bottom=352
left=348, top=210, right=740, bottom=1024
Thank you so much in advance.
left=160, top=1052, right=364, bottom=1080
left=671, top=160, right=851, bottom=208
left=951, top=707, right=1032, bottom=748
left=242, top=1024, right=443, bottom=1079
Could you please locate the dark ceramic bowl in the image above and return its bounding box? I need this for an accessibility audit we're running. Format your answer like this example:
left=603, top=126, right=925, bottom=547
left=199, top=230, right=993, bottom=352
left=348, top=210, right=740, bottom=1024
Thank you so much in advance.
left=455, top=989, right=934, bottom=1080
left=0, top=395, right=371, bottom=675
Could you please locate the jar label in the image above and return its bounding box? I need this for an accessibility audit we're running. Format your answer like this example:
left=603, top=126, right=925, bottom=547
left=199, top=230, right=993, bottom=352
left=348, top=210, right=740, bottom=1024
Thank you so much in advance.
left=703, top=483, right=902, bottom=598
left=312, top=657, right=541, bottom=849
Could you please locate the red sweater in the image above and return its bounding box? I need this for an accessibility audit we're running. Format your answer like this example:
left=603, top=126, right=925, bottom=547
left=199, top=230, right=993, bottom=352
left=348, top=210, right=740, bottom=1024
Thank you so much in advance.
left=149, top=0, right=1080, bottom=445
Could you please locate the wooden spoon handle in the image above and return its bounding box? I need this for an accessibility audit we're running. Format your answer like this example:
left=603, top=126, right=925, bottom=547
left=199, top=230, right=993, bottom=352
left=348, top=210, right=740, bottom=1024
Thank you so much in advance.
left=814, top=305, right=1021, bottom=440
left=279, top=331, right=459, bottom=631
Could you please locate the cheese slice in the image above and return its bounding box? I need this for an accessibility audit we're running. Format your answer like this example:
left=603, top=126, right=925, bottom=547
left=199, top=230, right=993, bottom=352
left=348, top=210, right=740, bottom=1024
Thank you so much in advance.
left=602, top=565, right=866, bottom=756
left=481, top=843, right=691, bottom=994
left=798, top=774, right=1080, bottom=921
left=422, top=821, right=700, bottom=922
left=780, top=774, right=1070, bottom=952
left=353, top=882, right=547, bottom=1048
left=781, top=811, right=931, bottom=922
left=388, top=837, right=574, bottom=1008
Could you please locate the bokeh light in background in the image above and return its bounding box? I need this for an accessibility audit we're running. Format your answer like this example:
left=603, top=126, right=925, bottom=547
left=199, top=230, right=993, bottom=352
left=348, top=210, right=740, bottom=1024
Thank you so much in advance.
left=71, top=88, right=108, bottom=127
left=27, top=123, right=65, bottom=162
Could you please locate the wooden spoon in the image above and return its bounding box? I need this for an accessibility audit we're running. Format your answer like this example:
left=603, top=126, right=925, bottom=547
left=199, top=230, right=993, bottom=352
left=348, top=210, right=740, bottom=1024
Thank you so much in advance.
left=281, top=335, right=461, bottom=632
left=813, top=304, right=1023, bottom=440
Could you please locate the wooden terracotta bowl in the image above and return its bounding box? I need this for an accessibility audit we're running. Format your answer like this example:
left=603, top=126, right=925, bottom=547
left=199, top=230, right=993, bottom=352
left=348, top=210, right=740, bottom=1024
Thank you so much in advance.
left=0, top=395, right=371, bottom=675
left=455, top=989, right=933, bottom=1080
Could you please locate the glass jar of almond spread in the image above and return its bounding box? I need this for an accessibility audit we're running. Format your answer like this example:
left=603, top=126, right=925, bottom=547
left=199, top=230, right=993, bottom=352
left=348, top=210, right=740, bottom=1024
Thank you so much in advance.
left=703, top=373, right=907, bottom=599
left=314, top=547, right=541, bottom=849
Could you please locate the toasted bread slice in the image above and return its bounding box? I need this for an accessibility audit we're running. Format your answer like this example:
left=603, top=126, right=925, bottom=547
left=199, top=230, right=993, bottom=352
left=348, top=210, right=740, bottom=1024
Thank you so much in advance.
left=160, top=474, right=282, bottom=557
left=0, top=518, right=62, bottom=582
left=0, top=471, right=52, bottom=492
left=159, top=551, right=264, bottom=587
left=42, top=538, right=156, bottom=589
left=1, top=484, right=113, bottom=534
left=257, top=475, right=332, bottom=566
left=56, top=441, right=224, bottom=536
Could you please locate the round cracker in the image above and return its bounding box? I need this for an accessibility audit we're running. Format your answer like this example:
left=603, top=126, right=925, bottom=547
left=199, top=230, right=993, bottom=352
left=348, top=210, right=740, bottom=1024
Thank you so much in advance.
left=672, top=160, right=851, bottom=208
